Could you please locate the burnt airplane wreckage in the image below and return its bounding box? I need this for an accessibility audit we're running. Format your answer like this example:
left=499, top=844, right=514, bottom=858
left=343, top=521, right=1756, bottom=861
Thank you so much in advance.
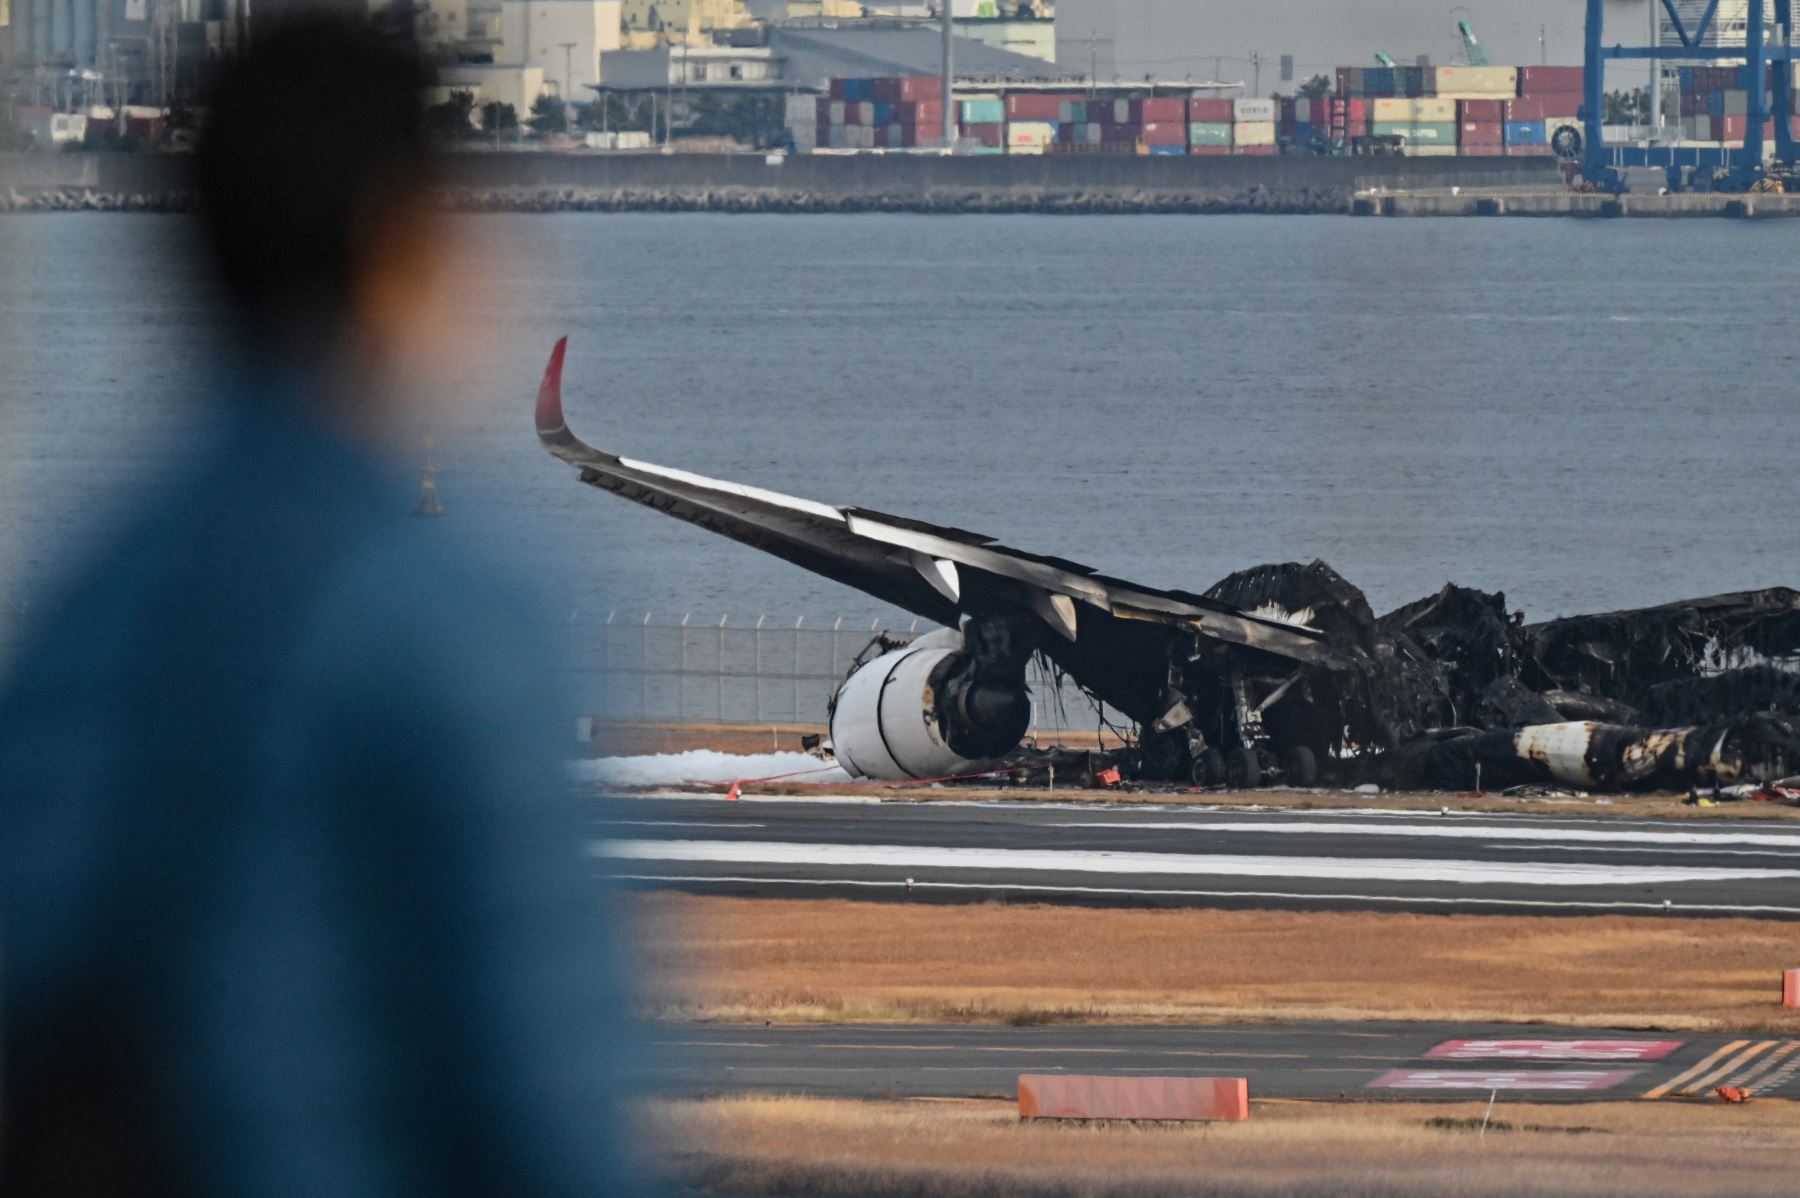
left=536, top=339, right=1800, bottom=794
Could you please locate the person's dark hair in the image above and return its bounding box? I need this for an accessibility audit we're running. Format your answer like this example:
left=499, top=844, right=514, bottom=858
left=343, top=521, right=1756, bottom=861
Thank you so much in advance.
left=195, top=16, right=434, bottom=351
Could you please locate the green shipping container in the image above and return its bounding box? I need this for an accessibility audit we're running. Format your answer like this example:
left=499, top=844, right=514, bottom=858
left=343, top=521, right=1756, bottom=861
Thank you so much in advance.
left=1371, top=120, right=1457, bottom=144
left=959, top=99, right=1005, bottom=124
left=1187, top=122, right=1232, bottom=146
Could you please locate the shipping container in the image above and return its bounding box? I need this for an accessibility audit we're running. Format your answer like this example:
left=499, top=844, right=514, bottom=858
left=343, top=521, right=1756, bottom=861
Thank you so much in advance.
left=1095, top=98, right=1136, bottom=124
left=1232, top=120, right=1277, bottom=146
left=1372, top=120, right=1456, bottom=143
left=1189, top=144, right=1232, bottom=156
left=1006, top=120, right=1058, bottom=151
left=1517, top=66, right=1583, bottom=94
left=1235, top=144, right=1278, bottom=156
left=1505, top=144, right=1552, bottom=156
left=1006, top=94, right=1072, bottom=121
left=1058, top=99, right=1085, bottom=124
left=1148, top=144, right=1185, bottom=156
left=1503, top=95, right=1579, bottom=121
left=961, top=121, right=1004, bottom=148
left=1459, top=121, right=1503, bottom=146
left=1233, top=97, right=1276, bottom=122
left=1458, top=99, right=1504, bottom=122
left=1503, top=120, right=1547, bottom=145
left=1142, top=121, right=1186, bottom=147
left=1187, top=122, right=1232, bottom=146
left=1431, top=65, right=1519, bottom=97
left=893, top=100, right=944, bottom=127
left=959, top=98, right=1005, bottom=124
left=1189, top=97, right=1234, bottom=122
left=1402, top=144, right=1459, bottom=156
left=1142, top=96, right=1185, bottom=122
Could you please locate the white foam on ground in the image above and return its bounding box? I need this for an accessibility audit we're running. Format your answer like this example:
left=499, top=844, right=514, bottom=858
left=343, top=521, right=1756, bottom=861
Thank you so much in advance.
left=591, top=839, right=1800, bottom=887
left=1048, top=820, right=1800, bottom=848
left=569, top=751, right=847, bottom=788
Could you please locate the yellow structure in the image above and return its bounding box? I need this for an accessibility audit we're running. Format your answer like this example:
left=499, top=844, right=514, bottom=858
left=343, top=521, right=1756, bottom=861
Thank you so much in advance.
left=620, top=0, right=755, bottom=46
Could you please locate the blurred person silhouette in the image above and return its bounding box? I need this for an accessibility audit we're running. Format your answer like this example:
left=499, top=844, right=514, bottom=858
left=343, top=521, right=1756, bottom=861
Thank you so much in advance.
left=0, top=15, right=643, bottom=1197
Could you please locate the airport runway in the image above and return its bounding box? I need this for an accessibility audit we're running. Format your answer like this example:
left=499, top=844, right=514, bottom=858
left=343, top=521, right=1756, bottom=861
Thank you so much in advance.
left=644, top=1020, right=1800, bottom=1104
left=588, top=794, right=1800, bottom=917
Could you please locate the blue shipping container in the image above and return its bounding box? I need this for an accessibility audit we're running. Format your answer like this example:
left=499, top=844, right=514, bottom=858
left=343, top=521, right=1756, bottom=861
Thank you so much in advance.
left=1367, top=67, right=1395, bottom=93
left=874, top=101, right=891, bottom=124
left=844, top=78, right=873, bottom=102
left=1707, top=90, right=1725, bottom=116
left=1504, top=121, right=1546, bottom=145
left=1679, top=67, right=1694, bottom=92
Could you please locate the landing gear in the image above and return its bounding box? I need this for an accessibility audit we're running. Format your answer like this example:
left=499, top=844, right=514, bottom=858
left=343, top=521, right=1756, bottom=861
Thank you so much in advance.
left=1191, top=746, right=1226, bottom=787
left=1226, top=745, right=1261, bottom=789
left=1281, top=745, right=1318, bottom=788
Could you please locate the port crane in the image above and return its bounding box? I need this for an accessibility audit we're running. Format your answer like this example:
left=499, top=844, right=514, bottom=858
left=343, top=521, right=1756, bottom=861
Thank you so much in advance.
left=1581, top=0, right=1800, bottom=192
left=1457, top=19, right=1489, bottom=67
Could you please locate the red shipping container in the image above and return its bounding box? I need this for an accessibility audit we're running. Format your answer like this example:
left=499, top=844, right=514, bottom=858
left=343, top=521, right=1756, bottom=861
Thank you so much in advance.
left=1711, top=115, right=1777, bottom=140
left=829, top=78, right=849, bottom=100
left=894, top=100, right=944, bottom=126
left=1346, top=97, right=1368, bottom=120
left=896, top=75, right=939, bottom=103
left=1189, top=97, right=1233, bottom=121
left=1006, top=93, right=1074, bottom=120
left=1506, top=144, right=1552, bottom=157
left=1518, top=66, right=1583, bottom=94
left=1142, top=96, right=1185, bottom=121
left=1459, top=99, right=1503, bottom=122
left=1459, top=121, right=1503, bottom=145
left=1504, top=96, right=1580, bottom=121
left=1236, top=144, right=1277, bottom=156
left=960, top=121, right=1004, bottom=148
left=1142, top=120, right=1185, bottom=146
left=1189, top=145, right=1231, bottom=155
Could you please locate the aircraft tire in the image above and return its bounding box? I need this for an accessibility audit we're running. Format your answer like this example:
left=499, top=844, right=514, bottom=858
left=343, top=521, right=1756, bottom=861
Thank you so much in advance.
left=1282, top=745, right=1318, bottom=787
left=1226, top=746, right=1261, bottom=789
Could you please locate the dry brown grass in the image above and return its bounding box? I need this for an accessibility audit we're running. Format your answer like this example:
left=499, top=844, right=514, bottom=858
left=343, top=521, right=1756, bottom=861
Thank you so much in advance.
left=629, top=896, right=1800, bottom=1031
left=645, top=1094, right=1800, bottom=1197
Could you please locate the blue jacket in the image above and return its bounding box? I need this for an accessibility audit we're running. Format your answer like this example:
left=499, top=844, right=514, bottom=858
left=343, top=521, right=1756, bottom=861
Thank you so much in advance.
left=0, top=387, right=642, bottom=1196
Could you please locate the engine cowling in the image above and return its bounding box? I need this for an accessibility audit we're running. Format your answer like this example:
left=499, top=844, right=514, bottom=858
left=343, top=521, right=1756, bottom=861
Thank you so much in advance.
left=829, top=627, right=1033, bottom=781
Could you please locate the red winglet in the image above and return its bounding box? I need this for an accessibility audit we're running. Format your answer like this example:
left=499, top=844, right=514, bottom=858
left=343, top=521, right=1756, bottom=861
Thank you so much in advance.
left=536, top=336, right=569, bottom=434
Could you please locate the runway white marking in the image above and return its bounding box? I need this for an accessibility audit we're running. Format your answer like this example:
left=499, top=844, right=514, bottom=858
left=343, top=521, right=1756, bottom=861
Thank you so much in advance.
left=1424, top=1039, right=1683, bottom=1062
left=1049, top=820, right=1800, bottom=848
left=593, top=839, right=1800, bottom=887
left=1483, top=844, right=1800, bottom=858
left=613, top=821, right=765, bottom=829
left=604, top=873, right=1800, bottom=915
left=1370, top=1069, right=1636, bottom=1091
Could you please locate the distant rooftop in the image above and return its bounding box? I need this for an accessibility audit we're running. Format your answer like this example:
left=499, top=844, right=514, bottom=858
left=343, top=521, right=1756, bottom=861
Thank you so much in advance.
left=769, top=22, right=1073, bottom=87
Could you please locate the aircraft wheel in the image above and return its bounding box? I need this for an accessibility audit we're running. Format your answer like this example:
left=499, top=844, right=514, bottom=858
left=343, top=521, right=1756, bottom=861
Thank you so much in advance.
left=1192, top=747, right=1226, bottom=787
left=1226, top=746, right=1261, bottom=790
left=1282, top=746, right=1318, bottom=787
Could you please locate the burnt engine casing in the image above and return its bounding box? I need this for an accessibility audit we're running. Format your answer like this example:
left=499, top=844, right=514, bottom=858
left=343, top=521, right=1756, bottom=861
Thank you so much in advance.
left=829, top=625, right=1034, bottom=781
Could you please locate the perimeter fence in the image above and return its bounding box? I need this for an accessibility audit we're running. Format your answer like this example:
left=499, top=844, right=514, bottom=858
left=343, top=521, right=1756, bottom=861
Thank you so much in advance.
left=567, top=612, right=1109, bottom=731
left=0, top=600, right=1110, bottom=732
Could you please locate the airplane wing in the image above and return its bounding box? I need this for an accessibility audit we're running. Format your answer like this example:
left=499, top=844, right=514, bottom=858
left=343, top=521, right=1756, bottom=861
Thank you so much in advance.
left=536, top=338, right=1339, bottom=719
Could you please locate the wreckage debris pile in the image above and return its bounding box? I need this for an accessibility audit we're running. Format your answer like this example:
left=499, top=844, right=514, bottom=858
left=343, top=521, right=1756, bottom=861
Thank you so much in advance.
left=1199, top=562, right=1800, bottom=792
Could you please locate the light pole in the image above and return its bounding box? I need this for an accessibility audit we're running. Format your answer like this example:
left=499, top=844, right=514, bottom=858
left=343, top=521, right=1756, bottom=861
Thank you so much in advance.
left=560, top=40, right=577, bottom=130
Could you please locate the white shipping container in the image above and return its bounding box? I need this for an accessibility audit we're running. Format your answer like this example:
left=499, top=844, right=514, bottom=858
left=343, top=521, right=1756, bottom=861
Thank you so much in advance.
left=859, top=101, right=875, bottom=125
left=1232, top=120, right=1276, bottom=146
left=1083, top=121, right=1102, bottom=144
left=828, top=125, right=847, bottom=149
left=1402, top=144, right=1459, bottom=156
left=1007, top=120, right=1057, bottom=148
left=829, top=101, right=845, bottom=124
left=1112, top=98, right=1130, bottom=123
left=1233, top=97, right=1276, bottom=122
left=1412, top=98, right=1455, bottom=122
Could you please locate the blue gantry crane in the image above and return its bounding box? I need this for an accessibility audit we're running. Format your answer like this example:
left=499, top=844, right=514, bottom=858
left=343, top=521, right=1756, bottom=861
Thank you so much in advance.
left=1583, top=0, right=1800, bottom=191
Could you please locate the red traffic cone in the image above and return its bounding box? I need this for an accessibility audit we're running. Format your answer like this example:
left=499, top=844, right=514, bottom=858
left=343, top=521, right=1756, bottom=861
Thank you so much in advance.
left=726, top=779, right=741, bottom=802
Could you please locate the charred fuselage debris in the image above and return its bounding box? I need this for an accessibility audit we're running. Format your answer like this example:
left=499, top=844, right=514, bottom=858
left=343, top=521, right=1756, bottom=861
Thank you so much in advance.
left=1106, top=562, right=1800, bottom=793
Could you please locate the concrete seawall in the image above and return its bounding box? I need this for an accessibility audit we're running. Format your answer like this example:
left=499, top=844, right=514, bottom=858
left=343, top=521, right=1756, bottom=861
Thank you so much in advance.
left=7, top=150, right=1798, bottom=216
left=1, top=150, right=1558, bottom=215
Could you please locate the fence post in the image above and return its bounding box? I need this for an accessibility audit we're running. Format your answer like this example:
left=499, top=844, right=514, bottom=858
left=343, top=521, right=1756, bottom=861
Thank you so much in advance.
left=641, top=612, right=652, bottom=720
left=679, top=613, right=691, bottom=721
left=754, top=614, right=766, bottom=724
left=793, top=615, right=805, bottom=723
left=717, top=615, right=727, bottom=723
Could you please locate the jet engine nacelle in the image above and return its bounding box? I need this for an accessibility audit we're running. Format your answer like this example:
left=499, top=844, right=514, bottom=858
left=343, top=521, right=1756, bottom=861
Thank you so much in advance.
left=829, top=628, right=1032, bottom=781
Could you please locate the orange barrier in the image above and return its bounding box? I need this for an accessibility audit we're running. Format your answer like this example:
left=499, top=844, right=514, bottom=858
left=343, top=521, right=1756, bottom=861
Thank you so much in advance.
left=1784, top=969, right=1799, bottom=1009
left=1017, top=1074, right=1248, bottom=1122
